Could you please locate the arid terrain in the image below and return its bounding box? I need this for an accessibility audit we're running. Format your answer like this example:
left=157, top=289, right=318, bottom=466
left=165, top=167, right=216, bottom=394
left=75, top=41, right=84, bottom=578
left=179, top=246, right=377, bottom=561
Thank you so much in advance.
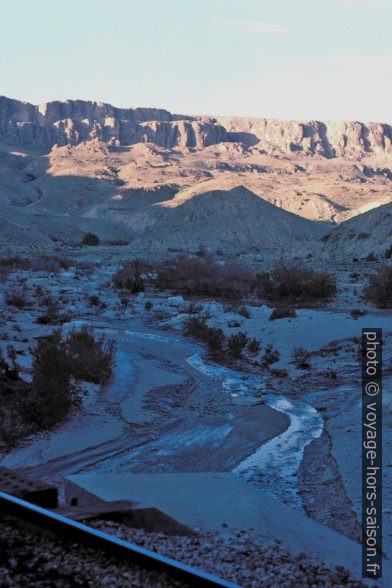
left=1, top=96, right=392, bottom=586
left=0, top=96, right=391, bottom=260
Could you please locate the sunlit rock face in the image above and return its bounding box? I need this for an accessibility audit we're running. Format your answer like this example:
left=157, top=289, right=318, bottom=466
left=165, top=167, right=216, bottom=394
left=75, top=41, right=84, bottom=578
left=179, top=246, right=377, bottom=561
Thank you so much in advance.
left=0, top=96, right=226, bottom=150
left=1, top=95, right=392, bottom=157
left=216, top=116, right=392, bottom=158
left=1, top=94, right=392, bottom=258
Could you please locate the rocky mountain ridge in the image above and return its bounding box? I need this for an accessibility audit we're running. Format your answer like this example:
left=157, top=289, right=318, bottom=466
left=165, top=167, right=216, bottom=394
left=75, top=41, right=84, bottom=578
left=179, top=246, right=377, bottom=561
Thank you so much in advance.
left=1, top=96, right=392, bottom=159
left=0, top=96, right=391, bottom=259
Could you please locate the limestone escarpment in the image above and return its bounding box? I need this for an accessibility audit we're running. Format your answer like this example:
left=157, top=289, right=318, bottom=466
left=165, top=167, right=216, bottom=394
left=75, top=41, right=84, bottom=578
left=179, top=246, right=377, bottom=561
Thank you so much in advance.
left=0, top=96, right=226, bottom=151
left=216, top=116, right=392, bottom=158
left=1, top=95, right=392, bottom=257
left=1, top=96, right=392, bottom=158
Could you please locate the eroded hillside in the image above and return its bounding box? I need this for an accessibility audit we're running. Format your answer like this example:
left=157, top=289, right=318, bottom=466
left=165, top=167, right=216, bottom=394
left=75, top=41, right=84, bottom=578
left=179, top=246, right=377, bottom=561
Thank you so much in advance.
left=0, top=96, right=391, bottom=258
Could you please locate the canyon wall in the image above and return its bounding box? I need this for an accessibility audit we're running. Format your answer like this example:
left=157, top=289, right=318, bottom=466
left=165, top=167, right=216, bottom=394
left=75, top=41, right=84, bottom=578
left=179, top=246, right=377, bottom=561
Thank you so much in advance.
left=1, top=96, right=392, bottom=157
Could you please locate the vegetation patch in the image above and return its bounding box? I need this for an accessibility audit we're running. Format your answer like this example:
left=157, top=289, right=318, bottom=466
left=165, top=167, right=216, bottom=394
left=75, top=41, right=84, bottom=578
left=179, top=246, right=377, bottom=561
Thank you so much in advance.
left=36, top=298, right=69, bottom=325
left=183, top=317, right=225, bottom=353
left=269, top=308, right=297, bottom=321
left=0, top=255, right=71, bottom=275
left=112, top=259, right=144, bottom=293
left=261, top=343, right=280, bottom=367
left=183, top=317, right=260, bottom=360
left=81, top=232, right=100, bottom=246
left=292, top=346, right=311, bottom=370
left=4, top=287, right=30, bottom=309
left=65, top=327, right=116, bottom=384
left=384, top=245, right=392, bottom=259
left=255, top=264, right=336, bottom=303
left=0, top=328, right=116, bottom=447
left=363, top=265, right=392, bottom=308
left=155, top=255, right=254, bottom=300
left=350, top=309, right=367, bottom=319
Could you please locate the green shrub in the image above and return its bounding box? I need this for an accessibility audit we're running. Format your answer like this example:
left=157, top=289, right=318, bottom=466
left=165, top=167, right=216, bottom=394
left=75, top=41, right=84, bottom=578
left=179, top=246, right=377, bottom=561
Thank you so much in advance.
left=0, top=350, right=31, bottom=445
left=255, top=265, right=336, bottom=303
left=119, top=296, right=130, bottom=309
left=0, top=346, right=19, bottom=381
left=88, top=295, right=106, bottom=308
left=4, top=287, right=30, bottom=308
left=65, top=327, right=116, bottom=384
left=205, top=327, right=225, bottom=353
left=183, top=317, right=208, bottom=339
left=261, top=343, right=280, bottom=367
left=363, top=266, right=392, bottom=308
left=292, top=346, right=311, bottom=369
left=0, top=257, right=30, bottom=279
left=183, top=317, right=224, bottom=353
left=247, top=338, right=261, bottom=355
left=184, top=316, right=261, bottom=360
left=0, top=257, right=30, bottom=270
left=36, top=300, right=68, bottom=325
left=112, top=259, right=144, bottom=293
left=269, top=308, right=297, bottom=321
left=384, top=245, right=392, bottom=259
left=156, top=256, right=254, bottom=300
left=25, top=331, right=81, bottom=429
left=237, top=306, right=250, bottom=319
left=30, top=255, right=72, bottom=273
left=227, top=332, right=248, bottom=358
left=0, top=255, right=71, bottom=277
left=196, top=245, right=207, bottom=257
left=350, top=309, right=367, bottom=319
left=0, top=327, right=116, bottom=444
left=82, top=232, right=100, bottom=246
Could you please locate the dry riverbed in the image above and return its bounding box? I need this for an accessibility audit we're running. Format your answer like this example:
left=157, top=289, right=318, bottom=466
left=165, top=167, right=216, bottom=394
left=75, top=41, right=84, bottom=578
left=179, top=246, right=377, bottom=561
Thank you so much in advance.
left=1, top=256, right=391, bottom=582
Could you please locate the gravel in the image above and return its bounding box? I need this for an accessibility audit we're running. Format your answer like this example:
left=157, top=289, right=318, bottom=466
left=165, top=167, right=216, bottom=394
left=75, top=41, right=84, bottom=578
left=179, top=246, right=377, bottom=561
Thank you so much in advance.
left=88, top=519, right=368, bottom=588
left=0, top=516, right=188, bottom=588
left=0, top=514, right=370, bottom=587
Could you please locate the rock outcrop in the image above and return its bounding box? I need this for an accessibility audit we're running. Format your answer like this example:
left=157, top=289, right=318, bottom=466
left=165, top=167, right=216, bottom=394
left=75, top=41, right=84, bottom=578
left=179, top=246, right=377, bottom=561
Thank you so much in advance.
left=1, top=95, right=392, bottom=256
left=0, top=96, right=226, bottom=151
left=1, top=96, right=392, bottom=158
left=216, top=117, right=392, bottom=158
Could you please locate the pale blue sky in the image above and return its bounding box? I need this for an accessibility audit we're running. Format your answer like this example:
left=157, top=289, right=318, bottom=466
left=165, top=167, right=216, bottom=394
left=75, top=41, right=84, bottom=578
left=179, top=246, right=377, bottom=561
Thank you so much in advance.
left=1, top=0, right=391, bottom=121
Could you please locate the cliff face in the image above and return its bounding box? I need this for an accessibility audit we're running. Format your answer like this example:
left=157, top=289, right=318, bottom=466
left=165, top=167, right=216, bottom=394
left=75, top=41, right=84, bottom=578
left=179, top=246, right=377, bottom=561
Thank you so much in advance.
left=1, top=96, right=392, bottom=158
left=217, top=117, right=392, bottom=158
left=0, top=96, right=226, bottom=150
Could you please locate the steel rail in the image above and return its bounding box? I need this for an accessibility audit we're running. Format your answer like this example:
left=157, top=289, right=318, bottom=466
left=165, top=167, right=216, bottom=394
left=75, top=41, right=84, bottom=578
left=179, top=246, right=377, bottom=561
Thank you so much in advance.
left=0, top=492, right=240, bottom=588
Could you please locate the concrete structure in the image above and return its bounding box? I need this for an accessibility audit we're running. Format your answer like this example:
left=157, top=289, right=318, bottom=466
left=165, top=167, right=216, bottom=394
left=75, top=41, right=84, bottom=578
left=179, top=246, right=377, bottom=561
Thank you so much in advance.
left=65, top=471, right=391, bottom=582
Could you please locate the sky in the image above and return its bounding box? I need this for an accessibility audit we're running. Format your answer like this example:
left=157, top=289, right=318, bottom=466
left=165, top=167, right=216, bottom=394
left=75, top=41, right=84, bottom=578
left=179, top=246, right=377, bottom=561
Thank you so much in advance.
left=1, top=0, right=391, bottom=121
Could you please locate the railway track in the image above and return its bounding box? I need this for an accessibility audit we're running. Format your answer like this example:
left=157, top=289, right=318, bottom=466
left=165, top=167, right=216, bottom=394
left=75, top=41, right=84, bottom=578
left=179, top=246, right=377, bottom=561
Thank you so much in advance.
left=0, top=491, right=239, bottom=588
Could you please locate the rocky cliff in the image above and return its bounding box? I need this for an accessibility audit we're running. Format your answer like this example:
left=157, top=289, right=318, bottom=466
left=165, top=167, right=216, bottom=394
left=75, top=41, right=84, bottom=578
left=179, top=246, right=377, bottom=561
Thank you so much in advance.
left=216, top=116, right=392, bottom=158
left=1, top=96, right=392, bottom=158
left=0, top=96, right=226, bottom=151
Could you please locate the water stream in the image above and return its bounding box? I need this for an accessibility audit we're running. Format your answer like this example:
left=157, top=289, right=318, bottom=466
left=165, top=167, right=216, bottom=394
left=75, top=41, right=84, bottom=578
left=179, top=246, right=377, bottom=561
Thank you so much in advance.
left=49, top=319, right=324, bottom=506
left=187, top=352, right=323, bottom=506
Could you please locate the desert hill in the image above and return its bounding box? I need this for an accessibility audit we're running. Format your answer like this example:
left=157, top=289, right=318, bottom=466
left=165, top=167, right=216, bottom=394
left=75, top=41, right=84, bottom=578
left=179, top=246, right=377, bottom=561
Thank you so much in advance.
left=322, top=200, right=392, bottom=260
left=133, top=186, right=327, bottom=254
